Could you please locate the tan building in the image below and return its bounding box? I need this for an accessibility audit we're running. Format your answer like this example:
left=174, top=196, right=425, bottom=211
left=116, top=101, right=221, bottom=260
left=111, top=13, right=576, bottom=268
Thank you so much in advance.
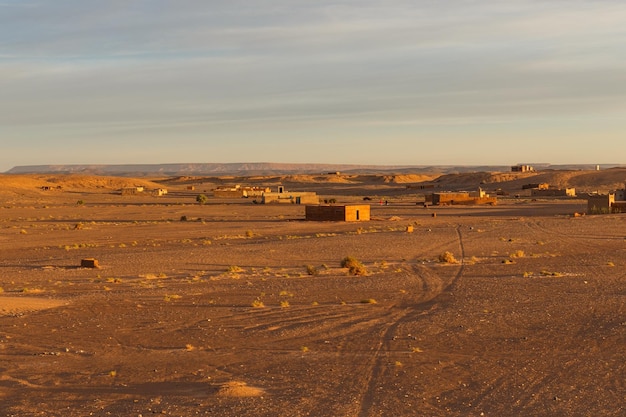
left=431, top=188, right=497, bottom=206
left=587, top=193, right=615, bottom=214
left=120, top=186, right=144, bottom=195
left=587, top=181, right=626, bottom=213
left=511, top=165, right=534, bottom=172
left=305, top=205, right=370, bottom=221
left=531, top=187, right=576, bottom=197
left=214, top=185, right=271, bottom=198
left=261, top=186, right=319, bottom=204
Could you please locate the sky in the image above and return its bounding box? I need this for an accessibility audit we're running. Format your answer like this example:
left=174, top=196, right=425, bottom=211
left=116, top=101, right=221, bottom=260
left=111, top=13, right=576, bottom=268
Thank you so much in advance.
left=1, top=1, right=625, bottom=172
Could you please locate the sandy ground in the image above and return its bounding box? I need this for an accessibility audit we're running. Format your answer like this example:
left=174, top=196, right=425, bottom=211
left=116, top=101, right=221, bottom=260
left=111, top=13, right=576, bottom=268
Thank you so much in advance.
left=0, top=175, right=624, bottom=416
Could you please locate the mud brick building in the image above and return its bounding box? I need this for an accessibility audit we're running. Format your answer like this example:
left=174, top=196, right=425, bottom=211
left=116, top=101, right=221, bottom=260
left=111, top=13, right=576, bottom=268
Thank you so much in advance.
left=305, top=205, right=370, bottom=221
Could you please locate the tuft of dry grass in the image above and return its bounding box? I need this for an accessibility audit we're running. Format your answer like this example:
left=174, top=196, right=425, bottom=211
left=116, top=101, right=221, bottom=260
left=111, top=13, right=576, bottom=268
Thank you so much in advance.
left=540, top=270, right=562, bottom=277
left=251, top=299, right=265, bottom=308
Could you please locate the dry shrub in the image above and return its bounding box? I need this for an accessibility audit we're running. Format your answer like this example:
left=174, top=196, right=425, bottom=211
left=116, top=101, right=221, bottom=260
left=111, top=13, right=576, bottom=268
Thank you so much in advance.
left=341, top=256, right=367, bottom=276
left=305, top=264, right=319, bottom=275
left=438, top=251, right=458, bottom=264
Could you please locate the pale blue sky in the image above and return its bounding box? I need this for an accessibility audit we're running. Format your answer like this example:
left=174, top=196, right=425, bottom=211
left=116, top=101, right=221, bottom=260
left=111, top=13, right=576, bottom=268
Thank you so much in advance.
left=1, top=1, right=625, bottom=172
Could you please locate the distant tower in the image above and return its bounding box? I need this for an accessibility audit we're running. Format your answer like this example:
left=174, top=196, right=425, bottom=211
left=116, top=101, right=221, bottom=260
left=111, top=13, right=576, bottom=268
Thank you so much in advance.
left=596, top=165, right=600, bottom=171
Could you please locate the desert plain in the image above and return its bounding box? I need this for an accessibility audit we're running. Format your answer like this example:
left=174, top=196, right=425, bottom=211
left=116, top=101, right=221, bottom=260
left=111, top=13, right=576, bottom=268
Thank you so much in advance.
left=0, top=171, right=625, bottom=416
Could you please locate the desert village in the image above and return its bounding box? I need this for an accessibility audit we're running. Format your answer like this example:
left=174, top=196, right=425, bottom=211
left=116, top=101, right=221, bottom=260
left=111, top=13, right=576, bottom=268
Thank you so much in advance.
left=111, top=165, right=626, bottom=220
left=181, top=165, right=626, bottom=219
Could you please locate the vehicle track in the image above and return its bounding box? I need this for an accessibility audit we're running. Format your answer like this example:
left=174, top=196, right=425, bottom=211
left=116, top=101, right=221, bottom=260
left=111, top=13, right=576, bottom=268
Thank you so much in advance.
left=356, top=225, right=467, bottom=416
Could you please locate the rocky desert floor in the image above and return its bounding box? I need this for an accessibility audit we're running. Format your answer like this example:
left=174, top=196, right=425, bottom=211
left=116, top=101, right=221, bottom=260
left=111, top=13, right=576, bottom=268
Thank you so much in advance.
left=0, top=175, right=625, bottom=416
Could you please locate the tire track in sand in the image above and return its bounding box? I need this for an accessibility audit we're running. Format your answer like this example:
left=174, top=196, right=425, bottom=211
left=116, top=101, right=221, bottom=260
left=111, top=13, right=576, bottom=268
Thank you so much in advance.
left=356, top=226, right=466, bottom=416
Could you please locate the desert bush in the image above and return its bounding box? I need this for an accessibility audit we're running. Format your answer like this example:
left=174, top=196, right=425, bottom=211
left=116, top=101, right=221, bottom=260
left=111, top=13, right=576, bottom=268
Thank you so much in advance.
left=305, top=264, right=319, bottom=276
left=510, top=250, right=525, bottom=258
left=438, top=251, right=458, bottom=264
left=341, top=256, right=367, bottom=276
left=180, top=215, right=188, bottom=221
left=360, top=298, right=377, bottom=304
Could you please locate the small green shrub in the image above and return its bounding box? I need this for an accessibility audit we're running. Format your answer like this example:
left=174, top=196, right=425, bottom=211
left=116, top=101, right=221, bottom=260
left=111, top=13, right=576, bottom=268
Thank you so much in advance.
left=196, top=194, right=208, bottom=205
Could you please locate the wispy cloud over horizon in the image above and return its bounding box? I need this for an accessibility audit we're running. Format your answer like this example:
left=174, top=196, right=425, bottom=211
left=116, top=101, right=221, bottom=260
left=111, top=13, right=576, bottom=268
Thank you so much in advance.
left=1, top=1, right=625, bottom=170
